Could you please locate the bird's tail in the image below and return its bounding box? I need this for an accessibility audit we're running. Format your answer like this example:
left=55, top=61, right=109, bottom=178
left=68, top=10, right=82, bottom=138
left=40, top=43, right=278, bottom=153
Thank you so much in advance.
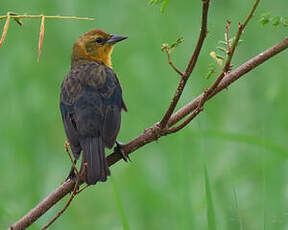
left=80, top=137, right=110, bottom=185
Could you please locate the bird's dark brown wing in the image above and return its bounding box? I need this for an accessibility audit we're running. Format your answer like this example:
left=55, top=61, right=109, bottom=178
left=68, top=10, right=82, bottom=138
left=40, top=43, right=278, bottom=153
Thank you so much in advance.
left=96, top=66, right=124, bottom=148
left=60, top=61, right=125, bottom=150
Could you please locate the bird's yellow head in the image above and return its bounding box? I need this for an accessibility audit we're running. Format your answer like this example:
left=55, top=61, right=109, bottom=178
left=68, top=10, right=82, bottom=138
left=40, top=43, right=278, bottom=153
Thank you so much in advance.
left=71, top=29, right=127, bottom=68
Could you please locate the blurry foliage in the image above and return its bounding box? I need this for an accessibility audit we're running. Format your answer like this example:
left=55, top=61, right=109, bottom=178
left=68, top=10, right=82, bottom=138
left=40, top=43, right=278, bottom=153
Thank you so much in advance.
left=259, top=13, right=288, bottom=27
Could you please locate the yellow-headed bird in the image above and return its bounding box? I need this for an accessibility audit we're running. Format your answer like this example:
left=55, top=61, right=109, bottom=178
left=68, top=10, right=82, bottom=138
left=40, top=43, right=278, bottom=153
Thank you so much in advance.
left=60, top=29, right=127, bottom=185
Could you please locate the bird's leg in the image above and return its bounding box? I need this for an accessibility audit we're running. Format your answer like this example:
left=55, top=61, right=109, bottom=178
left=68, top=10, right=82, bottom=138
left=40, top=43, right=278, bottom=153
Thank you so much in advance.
left=114, top=140, right=131, bottom=162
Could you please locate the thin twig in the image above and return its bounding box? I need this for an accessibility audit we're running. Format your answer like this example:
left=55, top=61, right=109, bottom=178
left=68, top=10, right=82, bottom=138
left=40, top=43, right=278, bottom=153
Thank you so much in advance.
left=224, top=0, right=260, bottom=73
left=40, top=181, right=79, bottom=230
left=0, top=12, right=11, bottom=47
left=225, top=20, right=231, bottom=54
left=0, top=14, right=94, bottom=21
left=64, top=141, right=79, bottom=176
left=41, top=163, right=87, bottom=230
left=37, top=15, right=45, bottom=62
left=162, top=44, right=184, bottom=76
left=76, top=184, right=89, bottom=194
left=42, top=141, right=83, bottom=229
left=159, top=0, right=210, bottom=129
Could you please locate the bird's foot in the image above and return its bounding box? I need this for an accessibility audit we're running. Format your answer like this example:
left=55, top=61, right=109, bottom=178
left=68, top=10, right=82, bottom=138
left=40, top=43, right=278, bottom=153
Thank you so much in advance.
left=66, top=166, right=77, bottom=182
left=65, top=167, right=81, bottom=194
left=114, top=140, right=131, bottom=162
left=65, top=157, right=80, bottom=185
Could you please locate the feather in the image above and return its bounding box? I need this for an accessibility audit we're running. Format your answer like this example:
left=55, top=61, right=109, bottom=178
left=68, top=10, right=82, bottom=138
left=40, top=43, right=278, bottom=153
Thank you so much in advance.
left=80, top=137, right=110, bottom=184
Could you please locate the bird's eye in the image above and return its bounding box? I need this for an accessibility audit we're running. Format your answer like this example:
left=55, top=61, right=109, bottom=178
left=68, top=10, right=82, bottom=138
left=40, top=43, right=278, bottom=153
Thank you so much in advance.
left=94, top=37, right=104, bottom=44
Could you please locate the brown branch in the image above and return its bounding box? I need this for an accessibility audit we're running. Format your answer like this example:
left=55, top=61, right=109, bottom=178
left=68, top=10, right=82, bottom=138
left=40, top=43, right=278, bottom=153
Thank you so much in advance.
left=9, top=35, right=288, bottom=230
left=159, top=0, right=210, bottom=129
left=167, top=0, right=260, bottom=133
left=42, top=144, right=89, bottom=229
left=10, top=180, right=75, bottom=230
left=166, top=106, right=203, bottom=134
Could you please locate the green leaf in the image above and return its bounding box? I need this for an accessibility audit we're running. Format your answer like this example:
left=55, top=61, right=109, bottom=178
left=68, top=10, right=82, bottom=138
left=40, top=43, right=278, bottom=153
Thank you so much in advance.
left=13, top=17, right=23, bottom=26
left=272, top=16, right=281, bottom=27
left=160, top=0, right=169, bottom=13
left=161, top=36, right=184, bottom=54
left=218, top=40, right=227, bottom=46
left=259, top=12, right=271, bottom=26
left=205, top=63, right=216, bottom=79
left=6, top=12, right=23, bottom=26
left=280, top=16, right=288, bottom=27
left=215, top=54, right=224, bottom=60
left=169, top=36, right=184, bottom=50
left=216, top=46, right=227, bottom=53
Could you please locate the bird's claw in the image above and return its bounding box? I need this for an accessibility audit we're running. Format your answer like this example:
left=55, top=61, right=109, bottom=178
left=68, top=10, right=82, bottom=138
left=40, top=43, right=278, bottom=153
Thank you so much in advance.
left=115, top=140, right=131, bottom=162
left=66, top=167, right=77, bottom=182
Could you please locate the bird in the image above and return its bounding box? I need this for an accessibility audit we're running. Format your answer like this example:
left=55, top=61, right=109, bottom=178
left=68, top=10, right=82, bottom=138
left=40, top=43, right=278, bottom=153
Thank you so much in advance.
left=60, top=29, right=128, bottom=185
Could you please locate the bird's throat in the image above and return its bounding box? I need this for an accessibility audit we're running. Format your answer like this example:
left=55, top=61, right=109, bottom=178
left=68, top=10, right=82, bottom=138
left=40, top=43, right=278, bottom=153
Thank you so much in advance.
left=88, top=51, right=112, bottom=68
left=71, top=41, right=113, bottom=68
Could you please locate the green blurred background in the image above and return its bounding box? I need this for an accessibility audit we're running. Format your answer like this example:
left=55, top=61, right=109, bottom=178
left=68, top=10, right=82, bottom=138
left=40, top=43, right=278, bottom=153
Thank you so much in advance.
left=1, top=0, right=288, bottom=229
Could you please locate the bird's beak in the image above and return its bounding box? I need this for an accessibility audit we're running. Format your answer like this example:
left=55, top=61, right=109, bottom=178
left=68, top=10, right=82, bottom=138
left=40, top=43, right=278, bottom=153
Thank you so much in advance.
left=107, top=34, right=128, bottom=44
